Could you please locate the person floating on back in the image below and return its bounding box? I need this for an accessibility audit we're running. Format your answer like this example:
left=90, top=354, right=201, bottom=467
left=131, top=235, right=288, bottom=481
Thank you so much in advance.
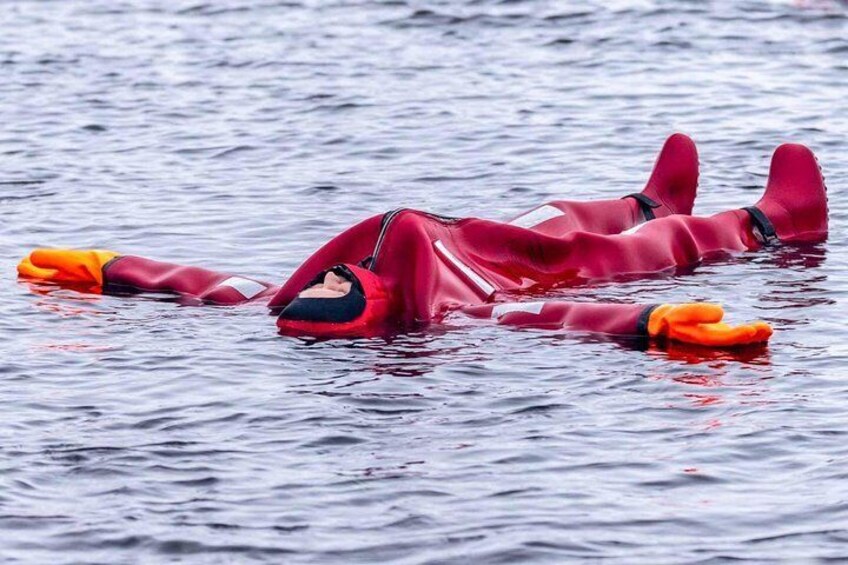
left=18, top=135, right=828, bottom=347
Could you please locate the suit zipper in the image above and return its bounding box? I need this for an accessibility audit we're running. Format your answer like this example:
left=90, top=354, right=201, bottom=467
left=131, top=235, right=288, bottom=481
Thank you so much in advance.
left=369, top=209, right=460, bottom=272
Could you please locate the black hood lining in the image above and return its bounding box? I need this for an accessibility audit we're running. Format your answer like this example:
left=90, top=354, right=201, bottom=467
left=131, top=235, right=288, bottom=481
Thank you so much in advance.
left=278, top=265, right=367, bottom=324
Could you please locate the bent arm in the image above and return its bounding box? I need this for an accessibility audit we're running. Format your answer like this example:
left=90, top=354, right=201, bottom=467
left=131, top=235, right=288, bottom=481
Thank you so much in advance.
left=18, top=249, right=277, bottom=305
left=462, top=301, right=772, bottom=347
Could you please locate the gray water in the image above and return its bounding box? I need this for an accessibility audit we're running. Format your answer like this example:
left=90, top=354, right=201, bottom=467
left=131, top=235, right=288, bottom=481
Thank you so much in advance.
left=2, top=0, right=848, bottom=562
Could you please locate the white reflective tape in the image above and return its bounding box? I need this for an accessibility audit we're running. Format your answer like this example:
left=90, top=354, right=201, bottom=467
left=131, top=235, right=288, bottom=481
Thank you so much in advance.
left=490, top=302, right=545, bottom=319
left=621, top=221, right=648, bottom=236
left=509, top=205, right=566, bottom=229
left=433, top=240, right=496, bottom=297
left=217, top=277, right=266, bottom=300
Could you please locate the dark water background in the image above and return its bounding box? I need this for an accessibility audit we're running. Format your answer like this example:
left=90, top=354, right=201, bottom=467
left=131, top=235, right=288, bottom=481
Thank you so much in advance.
left=2, top=0, right=848, bottom=562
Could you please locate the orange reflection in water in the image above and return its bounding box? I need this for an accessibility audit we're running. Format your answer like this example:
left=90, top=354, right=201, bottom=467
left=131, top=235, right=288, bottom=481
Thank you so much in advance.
left=644, top=340, right=774, bottom=412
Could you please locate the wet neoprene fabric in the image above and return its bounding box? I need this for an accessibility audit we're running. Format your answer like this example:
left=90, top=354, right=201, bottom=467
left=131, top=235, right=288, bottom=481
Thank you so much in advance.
left=53, top=137, right=825, bottom=339
left=103, top=255, right=276, bottom=305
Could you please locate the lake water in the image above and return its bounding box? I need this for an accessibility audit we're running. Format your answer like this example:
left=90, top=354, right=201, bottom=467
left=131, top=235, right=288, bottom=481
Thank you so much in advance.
left=2, top=0, right=847, bottom=562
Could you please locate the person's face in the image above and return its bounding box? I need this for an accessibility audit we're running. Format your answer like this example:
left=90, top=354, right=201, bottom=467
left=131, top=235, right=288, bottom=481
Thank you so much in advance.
left=298, top=271, right=352, bottom=299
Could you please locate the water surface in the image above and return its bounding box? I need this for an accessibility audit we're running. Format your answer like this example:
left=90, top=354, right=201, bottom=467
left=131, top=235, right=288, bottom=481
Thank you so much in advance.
left=1, top=0, right=847, bottom=562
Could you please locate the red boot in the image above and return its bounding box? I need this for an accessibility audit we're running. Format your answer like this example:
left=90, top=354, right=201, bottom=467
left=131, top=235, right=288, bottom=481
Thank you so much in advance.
left=517, top=133, right=699, bottom=237
left=745, top=143, right=828, bottom=243
left=635, top=132, right=700, bottom=219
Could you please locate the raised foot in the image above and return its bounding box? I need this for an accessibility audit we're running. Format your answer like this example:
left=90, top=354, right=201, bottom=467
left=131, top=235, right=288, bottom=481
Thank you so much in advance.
left=751, top=143, right=828, bottom=243
left=638, top=133, right=699, bottom=219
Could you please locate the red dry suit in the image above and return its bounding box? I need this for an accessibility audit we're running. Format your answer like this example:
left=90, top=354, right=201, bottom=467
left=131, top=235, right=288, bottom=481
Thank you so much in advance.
left=22, top=137, right=828, bottom=341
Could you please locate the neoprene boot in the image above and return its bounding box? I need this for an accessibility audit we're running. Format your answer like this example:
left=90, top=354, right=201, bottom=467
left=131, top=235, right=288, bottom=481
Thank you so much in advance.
left=745, top=143, right=828, bottom=244
left=515, top=133, right=699, bottom=237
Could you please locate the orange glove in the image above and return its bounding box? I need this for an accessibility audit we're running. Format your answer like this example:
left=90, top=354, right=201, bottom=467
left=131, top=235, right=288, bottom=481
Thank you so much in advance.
left=648, top=303, right=772, bottom=347
left=18, top=249, right=120, bottom=286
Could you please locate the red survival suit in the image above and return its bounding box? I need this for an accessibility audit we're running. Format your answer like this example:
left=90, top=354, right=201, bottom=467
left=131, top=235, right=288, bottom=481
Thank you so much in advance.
left=17, top=136, right=827, bottom=345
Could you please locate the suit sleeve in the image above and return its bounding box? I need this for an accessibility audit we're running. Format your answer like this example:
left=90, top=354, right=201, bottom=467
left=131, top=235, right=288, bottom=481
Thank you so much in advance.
left=103, top=255, right=278, bottom=305
left=461, top=301, right=656, bottom=336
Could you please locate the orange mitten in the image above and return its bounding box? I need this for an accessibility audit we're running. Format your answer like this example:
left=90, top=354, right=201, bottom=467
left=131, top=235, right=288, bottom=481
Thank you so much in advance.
left=648, top=303, right=772, bottom=347
left=18, top=249, right=120, bottom=286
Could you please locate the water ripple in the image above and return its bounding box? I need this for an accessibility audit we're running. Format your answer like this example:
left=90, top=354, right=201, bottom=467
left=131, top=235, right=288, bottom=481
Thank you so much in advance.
left=1, top=0, right=848, bottom=563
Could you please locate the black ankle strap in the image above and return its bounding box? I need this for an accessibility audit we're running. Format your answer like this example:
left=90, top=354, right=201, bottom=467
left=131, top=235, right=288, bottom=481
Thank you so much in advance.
left=742, top=206, right=778, bottom=245
left=623, top=193, right=661, bottom=221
